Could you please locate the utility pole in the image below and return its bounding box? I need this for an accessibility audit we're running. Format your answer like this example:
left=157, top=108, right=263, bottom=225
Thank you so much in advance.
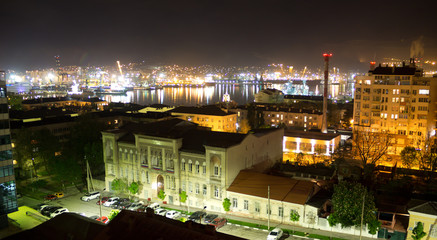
left=268, top=185, right=270, bottom=230
left=359, top=192, right=366, bottom=240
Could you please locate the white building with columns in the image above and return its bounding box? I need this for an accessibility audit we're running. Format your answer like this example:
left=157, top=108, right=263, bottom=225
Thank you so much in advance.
left=102, top=118, right=283, bottom=211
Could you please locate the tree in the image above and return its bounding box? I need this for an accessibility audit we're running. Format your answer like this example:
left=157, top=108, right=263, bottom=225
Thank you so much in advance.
left=128, top=181, right=141, bottom=195
left=246, top=104, right=265, bottom=129
left=222, top=198, right=231, bottom=212
left=329, top=181, right=380, bottom=235
left=8, top=95, right=23, bottom=110
left=111, top=178, right=128, bottom=195
left=158, top=189, right=166, bottom=201
left=400, top=146, right=419, bottom=169
left=48, top=155, right=83, bottom=190
left=239, top=119, right=251, bottom=134
left=179, top=191, right=187, bottom=203
left=290, top=209, right=300, bottom=222
left=108, top=210, right=120, bottom=221
left=352, top=129, right=393, bottom=173
left=412, top=222, right=427, bottom=240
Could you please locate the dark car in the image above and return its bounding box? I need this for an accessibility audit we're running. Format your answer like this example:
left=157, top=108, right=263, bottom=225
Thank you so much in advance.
left=136, top=205, right=148, bottom=212
left=96, top=197, right=110, bottom=205
left=41, top=206, right=62, bottom=217
left=204, top=214, right=218, bottom=223
left=111, top=198, right=130, bottom=209
left=188, top=211, right=207, bottom=222
left=208, top=218, right=227, bottom=230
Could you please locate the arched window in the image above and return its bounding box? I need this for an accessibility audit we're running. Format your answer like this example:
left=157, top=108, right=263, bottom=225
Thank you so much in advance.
left=202, top=162, right=206, bottom=175
left=195, top=161, right=200, bottom=174
left=188, top=160, right=193, bottom=172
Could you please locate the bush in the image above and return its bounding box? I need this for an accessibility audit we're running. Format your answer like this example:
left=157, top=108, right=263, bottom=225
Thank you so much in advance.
left=29, top=179, right=48, bottom=189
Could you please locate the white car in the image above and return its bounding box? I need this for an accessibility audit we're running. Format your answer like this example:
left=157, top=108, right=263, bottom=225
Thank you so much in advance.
left=127, top=202, right=144, bottom=211
left=267, top=228, right=283, bottom=240
left=50, top=208, right=69, bottom=218
left=103, top=197, right=120, bottom=207
left=165, top=210, right=181, bottom=219
left=81, top=191, right=100, bottom=202
left=148, top=202, right=160, bottom=210
left=155, top=208, right=167, bottom=216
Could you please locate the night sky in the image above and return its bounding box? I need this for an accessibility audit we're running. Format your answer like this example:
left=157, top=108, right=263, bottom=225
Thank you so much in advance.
left=1, top=0, right=436, bottom=71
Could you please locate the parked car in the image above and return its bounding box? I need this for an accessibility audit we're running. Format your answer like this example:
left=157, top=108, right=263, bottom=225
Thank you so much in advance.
left=136, top=205, right=148, bottom=212
left=54, top=192, right=64, bottom=198
left=44, top=194, right=58, bottom=201
left=96, top=216, right=109, bottom=224
left=165, top=210, right=181, bottom=219
left=113, top=199, right=131, bottom=210
left=127, top=202, right=143, bottom=211
left=103, top=197, right=120, bottom=207
left=155, top=208, right=167, bottom=216
left=148, top=202, right=160, bottom=210
left=50, top=208, right=69, bottom=218
left=267, top=228, right=283, bottom=240
left=39, top=204, right=50, bottom=212
left=81, top=191, right=100, bottom=202
left=208, top=217, right=227, bottom=230
left=41, top=206, right=62, bottom=217
left=204, top=214, right=218, bottom=223
left=96, top=197, right=110, bottom=205
left=188, top=211, right=207, bottom=222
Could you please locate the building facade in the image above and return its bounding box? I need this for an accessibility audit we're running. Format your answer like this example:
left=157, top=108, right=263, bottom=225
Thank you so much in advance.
left=102, top=119, right=283, bottom=212
left=170, top=106, right=237, bottom=132
left=353, top=62, right=437, bottom=159
left=235, top=105, right=322, bottom=131
left=254, top=88, right=284, bottom=103
left=407, top=202, right=437, bottom=239
left=283, top=130, right=341, bottom=164
left=0, top=71, right=18, bottom=228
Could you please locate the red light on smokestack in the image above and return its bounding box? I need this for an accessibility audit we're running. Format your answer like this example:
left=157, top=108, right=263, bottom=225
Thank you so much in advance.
left=323, top=53, right=333, bottom=57
left=370, top=61, right=376, bottom=71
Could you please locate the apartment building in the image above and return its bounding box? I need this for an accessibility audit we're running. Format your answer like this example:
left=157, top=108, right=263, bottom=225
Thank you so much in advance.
left=353, top=61, right=437, bottom=156
left=0, top=71, right=18, bottom=228
left=235, top=104, right=323, bottom=131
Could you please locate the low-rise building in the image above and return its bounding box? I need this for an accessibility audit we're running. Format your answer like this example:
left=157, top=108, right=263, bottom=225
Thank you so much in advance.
left=170, top=105, right=237, bottom=132
left=407, top=201, right=437, bottom=239
left=254, top=88, right=284, bottom=103
left=283, top=130, right=341, bottom=163
left=102, top=119, right=283, bottom=211
left=226, top=170, right=316, bottom=226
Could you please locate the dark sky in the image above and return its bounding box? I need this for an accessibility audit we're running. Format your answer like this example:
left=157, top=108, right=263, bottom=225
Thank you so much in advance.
left=1, top=0, right=437, bottom=71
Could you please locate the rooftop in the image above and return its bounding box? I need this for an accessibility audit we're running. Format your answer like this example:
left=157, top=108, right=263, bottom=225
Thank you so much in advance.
left=227, top=170, right=315, bottom=205
left=408, top=201, right=437, bottom=216
left=170, top=105, right=235, bottom=116
left=284, top=129, right=340, bottom=141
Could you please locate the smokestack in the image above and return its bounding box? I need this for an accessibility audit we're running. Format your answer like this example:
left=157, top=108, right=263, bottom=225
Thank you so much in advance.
left=322, top=53, right=332, bottom=134
left=370, top=62, right=376, bottom=71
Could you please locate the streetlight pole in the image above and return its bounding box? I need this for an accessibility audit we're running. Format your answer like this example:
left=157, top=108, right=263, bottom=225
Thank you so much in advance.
left=268, top=185, right=270, bottom=230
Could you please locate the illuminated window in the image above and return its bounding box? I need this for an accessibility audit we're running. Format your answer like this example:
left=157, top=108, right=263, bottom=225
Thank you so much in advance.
left=232, top=198, right=238, bottom=208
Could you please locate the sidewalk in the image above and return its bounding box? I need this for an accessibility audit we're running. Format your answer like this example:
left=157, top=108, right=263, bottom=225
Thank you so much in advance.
left=160, top=202, right=377, bottom=240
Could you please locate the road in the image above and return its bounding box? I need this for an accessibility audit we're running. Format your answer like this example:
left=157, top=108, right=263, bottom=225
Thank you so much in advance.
left=19, top=191, right=299, bottom=240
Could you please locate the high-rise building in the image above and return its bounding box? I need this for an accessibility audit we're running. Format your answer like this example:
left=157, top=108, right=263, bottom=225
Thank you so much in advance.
left=0, top=71, right=18, bottom=228
left=353, top=61, right=437, bottom=161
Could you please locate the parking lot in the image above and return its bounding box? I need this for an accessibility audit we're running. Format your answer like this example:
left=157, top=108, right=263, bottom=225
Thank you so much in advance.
left=19, top=191, right=299, bottom=240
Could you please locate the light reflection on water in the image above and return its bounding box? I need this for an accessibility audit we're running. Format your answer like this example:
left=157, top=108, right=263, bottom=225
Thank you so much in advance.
left=101, top=83, right=337, bottom=106
left=103, top=84, right=263, bottom=106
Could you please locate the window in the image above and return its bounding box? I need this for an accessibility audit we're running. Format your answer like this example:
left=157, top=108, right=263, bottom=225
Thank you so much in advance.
left=244, top=200, right=249, bottom=210
left=202, top=163, right=206, bottom=174
left=255, top=202, right=260, bottom=213
left=419, top=89, right=429, bottom=95
left=146, top=171, right=150, bottom=183
left=195, top=183, right=199, bottom=194
left=182, top=182, right=186, bottom=191
left=0, top=150, right=12, bottom=161
left=203, top=184, right=207, bottom=195
left=0, top=166, right=14, bottom=177
left=181, top=160, right=185, bottom=171
left=278, top=207, right=283, bottom=217
left=188, top=162, right=193, bottom=172
left=188, top=182, right=193, bottom=193
left=430, top=224, right=437, bottom=238
left=196, top=163, right=200, bottom=174
left=214, top=165, right=219, bottom=176
left=214, top=186, right=219, bottom=198
left=232, top=198, right=238, bottom=208
left=266, top=205, right=271, bottom=214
